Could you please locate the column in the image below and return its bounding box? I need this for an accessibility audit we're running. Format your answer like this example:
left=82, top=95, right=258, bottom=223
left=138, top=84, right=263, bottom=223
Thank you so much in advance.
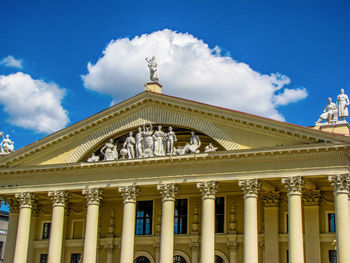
left=28, top=202, right=38, bottom=263
left=48, top=190, right=69, bottom=263
left=238, top=179, right=261, bottom=263
left=282, top=176, right=305, bottom=263
left=189, top=242, right=200, bottom=263
left=157, top=183, right=177, bottom=263
left=119, top=186, right=139, bottom=263
left=197, top=181, right=218, bottom=263
left=261, top=191, right=279, bottom=263
left=13, top=192, right=34, bottom=263
left=82, top=188, right=103, bottom=263
left=227, top=241, right=238, bottom=263
left=3, top=197, right=19, bottom=263
left=328, top=174, right=350, bottom=263
left=303, top=190, right=321, bottom=263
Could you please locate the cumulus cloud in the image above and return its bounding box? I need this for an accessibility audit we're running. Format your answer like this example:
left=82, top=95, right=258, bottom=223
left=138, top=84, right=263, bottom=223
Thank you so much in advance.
left=0, top=72, right=69, bottom=133
left=0, top=55, right=23, bottom=69
left=82, top=29, right=307, bottom=121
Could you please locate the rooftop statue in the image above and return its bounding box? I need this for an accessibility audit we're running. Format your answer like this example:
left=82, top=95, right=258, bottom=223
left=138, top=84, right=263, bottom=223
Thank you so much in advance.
left=0, top=133, right=14, bottom=154
left=145, top=56, right=159, bottom=82
left=337, top=89, right=349, bottom=121
left=316, top=97, right=338, bottom=124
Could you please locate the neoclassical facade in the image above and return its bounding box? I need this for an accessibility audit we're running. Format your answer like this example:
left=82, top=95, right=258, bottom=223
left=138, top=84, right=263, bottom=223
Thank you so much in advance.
left=1, top=87, right=350, bottom=263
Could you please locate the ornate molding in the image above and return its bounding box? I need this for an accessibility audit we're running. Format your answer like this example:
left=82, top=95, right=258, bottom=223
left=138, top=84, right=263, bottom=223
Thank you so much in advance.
left=15, top=192, right=34, bottom=208
left=4, top=196, right=20, bottom=213
left=196, top=181, right=218, bottom=199
left=261, top=191, right=280, bottom=207
left=328, top=174, right=350, bottom=194
left=228, top=202, right=237, bottom=233
left=281, top=176, right=304, bottom=195
left=118, top=186, right=139, bottom=203
left=48, top=190, right=69, bottom=207
left=303, top=190, right=321, bottom=206
left=157, top=183, right=177, bottom=201
left=238, top=179, right=261, bottom=198
left=82, top=188, right=103, bottom=205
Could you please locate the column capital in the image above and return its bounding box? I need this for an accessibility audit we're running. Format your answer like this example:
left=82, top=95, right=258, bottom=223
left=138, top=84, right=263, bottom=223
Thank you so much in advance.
left=328, top=174, right=350, bottom=194
left=227, top=241, right=238, bottom=252
left=189, top=242, right=200, bottom=252
left=282, top=176, right=304, bottom=195
left=196, top=181, right=218, bottom=199
left=15, top=192, right=34, bottom=208
left=238, top=179, right=261, bottom=198
left=82, top=188, right=103, bottom=205
left=48, top=190, right=69, bottom=207
left=118, top=185, right=139, bottom=203
left=157, top=183, right=177, bottom=201
left=4, top=196, right=20, bottom=213
left=261, top=191, right=280, bottom=206
left=302, top=190, right=321, bottom=206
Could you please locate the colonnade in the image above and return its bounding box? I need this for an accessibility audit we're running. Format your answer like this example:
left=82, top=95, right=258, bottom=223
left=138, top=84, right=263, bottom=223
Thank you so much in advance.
left=3, top=174, right=350, bottom=263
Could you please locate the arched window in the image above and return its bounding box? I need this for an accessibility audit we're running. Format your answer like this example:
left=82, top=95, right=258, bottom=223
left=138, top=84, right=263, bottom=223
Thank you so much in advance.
left=215, top=255, right=224, bottom=263
left=174, top=255, right=187, bottom=263
left=134, top=256, right=151, bottom=263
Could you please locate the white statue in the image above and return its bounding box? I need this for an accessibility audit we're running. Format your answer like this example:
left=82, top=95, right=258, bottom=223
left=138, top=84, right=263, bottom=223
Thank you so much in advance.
left=135, top=127, right=143, bottom=158
left=101, top=139, right=118, bottom=161
left=145, top=56, right=159, bottom=82
left=142, top=123, right=154, bottom=157
left=166, top=127, right=177, bottom=155
left=1, top=134, right=14, bottom=153
left=189, top=131, right=201, bottom=153
left=87, top=153, right=100, bottom=163
left=316, top=97, right=338, bottom=124
left=123, top=131, right=136, bottom=159
left=337, top=89, right=349, bottom=121
left=205, top=143, right=217, bottom=153
left=153, top=125, right=166, bottom=156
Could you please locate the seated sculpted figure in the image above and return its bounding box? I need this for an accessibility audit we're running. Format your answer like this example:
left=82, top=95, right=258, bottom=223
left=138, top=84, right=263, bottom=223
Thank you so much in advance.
left=205, top=143, right=217, bottom=153
left=316, top=97, right=338, bottom=124
left=1, top=134, right=14, bottom=153
left=101, top=139, right=118, bottom=161
left=189, top=131, right=201, bottom=153
left=87, top=153, right=100, bottom=163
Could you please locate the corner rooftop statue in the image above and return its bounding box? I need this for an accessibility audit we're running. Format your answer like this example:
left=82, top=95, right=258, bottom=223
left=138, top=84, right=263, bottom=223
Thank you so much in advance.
left=144, top=56, right=163, bottom=93
left=0, top=132, right=15, bottom=155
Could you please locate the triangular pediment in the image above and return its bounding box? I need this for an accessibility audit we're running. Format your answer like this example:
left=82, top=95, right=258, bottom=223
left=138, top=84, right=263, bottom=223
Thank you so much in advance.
left=1, top=91, right=349, bottom=167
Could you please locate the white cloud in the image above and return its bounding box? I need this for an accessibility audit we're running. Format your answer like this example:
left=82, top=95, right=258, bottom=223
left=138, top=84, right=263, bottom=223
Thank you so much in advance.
left=0, top=55, right=23, bottom=69
left=0, top=72, right=69, bottom=133
left=82, top=29, right=307, bottom=121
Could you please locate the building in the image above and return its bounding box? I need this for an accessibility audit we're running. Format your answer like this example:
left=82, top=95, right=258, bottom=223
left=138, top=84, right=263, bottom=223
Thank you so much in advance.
left=0, top=82, right=349, bottom=263
left=0, top=210, right=9, bottom=262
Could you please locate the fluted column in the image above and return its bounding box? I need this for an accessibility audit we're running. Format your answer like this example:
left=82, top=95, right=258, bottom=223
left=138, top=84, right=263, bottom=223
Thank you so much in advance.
left=282, top=176, right=305, bottom=263
left=119, top=186, right=139, bottom=263
left=82, top=188, right=103, bottom=263
left=13, top=192, right=34, bottom=263
left=157, top=183, right=177, bottom=263
left=197, top=181, right=218, bottom=263
left=48, top=190, right=69, bottom=263
left=261, top=191, right=279, bottom=263
left=238, top=179, right=261, bottom=263
left=3, top=197, right=19, bottom=263
left=328, top=174, right=350, bottom=263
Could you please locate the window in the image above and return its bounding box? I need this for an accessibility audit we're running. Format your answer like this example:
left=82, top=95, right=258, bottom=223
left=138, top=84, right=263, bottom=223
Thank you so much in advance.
left=70, top=253, right=81, bottom=263
left=215, top=197, right=225, bottom=233
left=286, top=250, right=289, bottom=263
left=134, top=256, right=151, bottom=263
left=136, top=201, right=153, bottom=235
left=174, top=255, right=187, bottom=263
left=329, top=250, right=337, bottom=263
left=328, top=213, right=336, bottom=232
left=0, top=242, right=3, bottom=260
left=40, top=254, right=48, bottom=263
left=215, top=255, right=224, bottom=263
left=284, top=213, right=289, bottom=233
left=42, top=222, right=51, bottom=239
left=174, top=199, right=188, bottom=234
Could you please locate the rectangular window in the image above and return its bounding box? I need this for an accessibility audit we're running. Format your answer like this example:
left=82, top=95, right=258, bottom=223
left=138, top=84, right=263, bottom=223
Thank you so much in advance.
left=40, top=254, right=48, bottom=263
left=42, top=222, right=51, bottom=239
left=174, top=199, right=188, bottom=234
left=136, top=200, right=153, bottom=235
left=286, top=250, right=289, bottom=263
left=70, top=253, right=81, bottom=263
left=329, top=250, right=337, bottom=263
left=215, top=197, right=225, bottom=233
left=328, top=213, right=336, bottom=232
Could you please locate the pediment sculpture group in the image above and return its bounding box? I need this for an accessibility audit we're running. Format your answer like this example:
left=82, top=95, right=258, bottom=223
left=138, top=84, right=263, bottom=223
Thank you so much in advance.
left=0, top=132, right=14, bottom=154
left=87, top=124, right=218, bottom=162
left=316, top=89, right=349, bottom=124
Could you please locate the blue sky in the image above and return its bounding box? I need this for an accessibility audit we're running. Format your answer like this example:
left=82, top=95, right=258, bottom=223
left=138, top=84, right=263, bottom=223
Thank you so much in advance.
left=0, top=0, right=349, bottom=151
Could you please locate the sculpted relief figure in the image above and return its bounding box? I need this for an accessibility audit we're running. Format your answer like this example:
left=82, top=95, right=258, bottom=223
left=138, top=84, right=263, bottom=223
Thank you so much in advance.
left=337, top=89, right=349, bottom=121
left=316, top=97, right=338, bottom=124
left=124, top=131, right=136, bottom=159
left=205, top=143, right=217, bottom=153
left=142, top=123, right=154, bottom=157
left=153, top=125, right=166, bottom=156
left=1, top=134, right=14, bottom=153
left=189, top=131, right=201, bottom=153
left=145, top=56, right=159, bottom=82
left=87, top=153, right=100, bottom=163
left=101, top=139, right=118, bottom=161
left=135, top=127, right=143, bottom=158
left=166, top=126, right=177, bottom=155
